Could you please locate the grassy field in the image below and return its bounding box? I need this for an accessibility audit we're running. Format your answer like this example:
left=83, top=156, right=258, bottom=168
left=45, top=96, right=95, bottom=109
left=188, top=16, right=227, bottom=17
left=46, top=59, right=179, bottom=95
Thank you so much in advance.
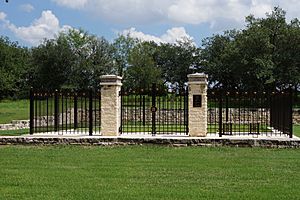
left=294, top=125, right=300, bottom=137
left=0, top=99, right=29, bottom=124
left=0, top=146, right=299, bottom=200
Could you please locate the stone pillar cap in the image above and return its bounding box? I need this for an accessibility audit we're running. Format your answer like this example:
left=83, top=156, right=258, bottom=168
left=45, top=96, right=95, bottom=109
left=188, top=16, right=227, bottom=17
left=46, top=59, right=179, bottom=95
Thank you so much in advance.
left=100, top=74, right=122, bottom=86
left=187, top=73, right=208, bottom=78
left=100, top=75, right=122, bottom=80
left=188, top=73, right=208, bottom=83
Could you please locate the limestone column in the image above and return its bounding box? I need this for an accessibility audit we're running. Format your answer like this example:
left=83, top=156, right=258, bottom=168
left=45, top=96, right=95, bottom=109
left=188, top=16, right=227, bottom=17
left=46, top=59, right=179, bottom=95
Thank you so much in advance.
left=100, top=75, right=122, bottom=136
left=188, top=73, right=208, bottom=137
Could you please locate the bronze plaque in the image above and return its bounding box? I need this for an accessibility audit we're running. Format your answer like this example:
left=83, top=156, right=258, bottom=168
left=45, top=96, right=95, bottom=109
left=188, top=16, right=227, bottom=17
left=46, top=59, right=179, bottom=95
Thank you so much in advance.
left=193, top=95, right=202, bottom=107
left=151, top=106, right=157, bottom=112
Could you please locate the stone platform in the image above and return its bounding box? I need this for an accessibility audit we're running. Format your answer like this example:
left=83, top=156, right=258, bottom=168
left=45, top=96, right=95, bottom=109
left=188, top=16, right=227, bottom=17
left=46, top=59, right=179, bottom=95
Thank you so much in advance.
left=0, top=133, right=299, bottom=148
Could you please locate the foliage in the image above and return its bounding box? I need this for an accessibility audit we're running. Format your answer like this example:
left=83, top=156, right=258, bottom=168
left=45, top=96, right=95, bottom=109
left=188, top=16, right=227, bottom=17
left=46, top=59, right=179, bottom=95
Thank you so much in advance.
left=200, top=7, right=300, bottom=91
left=156, top=38, right=200, bottom=87
left=124, top=41, right=163, bottom=90
left=0, top=36, right=30, bottom=99
left=31, top=29, right=115, bottom=90
left=1, top=7, right=300, bottom=98
left=112, top=34, right=138, bottom=76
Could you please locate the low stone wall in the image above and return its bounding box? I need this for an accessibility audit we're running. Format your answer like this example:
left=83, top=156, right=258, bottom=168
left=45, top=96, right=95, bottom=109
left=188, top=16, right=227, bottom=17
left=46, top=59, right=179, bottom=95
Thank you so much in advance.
left=293, top=109, right=300, bottom=124
left=0, top=108, right=299, bottom=131
left=208, top=108, right=269, bottom=124
left=0, top=120, right=29, bottom=130
left=123, top=108, right=185, bottom=123
left=0, top=136, right=299, bottom=148
left=33, top=108, right=100, bottom=127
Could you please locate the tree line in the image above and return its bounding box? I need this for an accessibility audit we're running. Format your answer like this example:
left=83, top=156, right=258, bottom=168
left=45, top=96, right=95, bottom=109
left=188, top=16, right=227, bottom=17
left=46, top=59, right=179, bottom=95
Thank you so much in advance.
left=0, top=7, right=299, bottom=99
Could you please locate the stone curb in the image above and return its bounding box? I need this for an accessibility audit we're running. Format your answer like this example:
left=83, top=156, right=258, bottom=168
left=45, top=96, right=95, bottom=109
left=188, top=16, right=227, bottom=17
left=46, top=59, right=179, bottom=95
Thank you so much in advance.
left=0, top=136, right=299, bottom=148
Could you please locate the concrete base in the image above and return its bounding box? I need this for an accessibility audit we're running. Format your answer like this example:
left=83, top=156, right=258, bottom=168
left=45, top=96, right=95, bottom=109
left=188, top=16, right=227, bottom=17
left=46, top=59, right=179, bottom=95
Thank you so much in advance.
left=0, top=134, right=299, bottom=148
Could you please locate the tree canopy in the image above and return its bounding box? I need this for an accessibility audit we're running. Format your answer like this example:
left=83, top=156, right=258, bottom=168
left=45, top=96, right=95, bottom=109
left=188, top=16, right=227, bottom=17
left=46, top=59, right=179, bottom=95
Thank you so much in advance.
left=0, top=7, right=299, bottom=99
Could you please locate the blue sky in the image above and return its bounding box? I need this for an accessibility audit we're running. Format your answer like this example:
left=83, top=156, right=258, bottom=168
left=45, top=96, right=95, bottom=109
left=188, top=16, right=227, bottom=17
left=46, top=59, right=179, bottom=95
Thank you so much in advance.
left=0, top=0, right=299, bottom=47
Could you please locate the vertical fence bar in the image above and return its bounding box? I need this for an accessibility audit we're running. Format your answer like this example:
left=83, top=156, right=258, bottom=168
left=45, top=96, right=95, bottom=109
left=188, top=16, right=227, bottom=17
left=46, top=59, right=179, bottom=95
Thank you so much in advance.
left=184, top=87, right=189, bottom=135
left=143, top=95, right=146, bottom=126
left=152, top=83, right=156, bottom=136
left=219, top=92, right=223, bottom=137
left=46, top=93, right=49, bottom=133
left=120, top=89, right=123, bottom=134
left=29, top=88, right=34, bottom=135
left=74, top=93, right=78, bottom=130
left=289, top=90, right=293, bottom=138
left=89, top=89, right=93, bottom=136
left=54, top=90, right=59, bottom=132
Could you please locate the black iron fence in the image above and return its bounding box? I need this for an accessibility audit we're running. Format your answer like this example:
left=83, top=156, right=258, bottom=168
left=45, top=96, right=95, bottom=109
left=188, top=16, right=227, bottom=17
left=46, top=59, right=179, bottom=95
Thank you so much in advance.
left=207, top=90, right=293, bottom=137
left=30, top=89, right=101, bottom=135
left=120, top=84, right=188, bottom=135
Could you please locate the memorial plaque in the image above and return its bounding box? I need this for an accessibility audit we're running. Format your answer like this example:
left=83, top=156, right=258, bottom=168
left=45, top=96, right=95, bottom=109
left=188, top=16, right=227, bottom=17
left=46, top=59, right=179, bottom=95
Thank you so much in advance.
left=151, top=106, right=157, bottom=112
left=193, top=95, right=202, bottom=107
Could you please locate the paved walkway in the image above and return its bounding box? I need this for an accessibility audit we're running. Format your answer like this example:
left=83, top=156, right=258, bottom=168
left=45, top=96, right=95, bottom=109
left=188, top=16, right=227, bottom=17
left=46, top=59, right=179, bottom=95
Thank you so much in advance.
left=11, top=131, right=298, bottom=141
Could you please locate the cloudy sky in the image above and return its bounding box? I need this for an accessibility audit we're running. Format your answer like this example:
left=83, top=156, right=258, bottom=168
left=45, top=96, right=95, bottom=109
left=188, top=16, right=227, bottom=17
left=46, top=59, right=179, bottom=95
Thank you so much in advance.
left=0, top=0, right=299, bottom=46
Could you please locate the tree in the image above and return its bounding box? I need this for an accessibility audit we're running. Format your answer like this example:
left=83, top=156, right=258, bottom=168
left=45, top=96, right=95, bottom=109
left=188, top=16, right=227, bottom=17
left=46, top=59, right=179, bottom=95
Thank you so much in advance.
left=0, top=36, right=30, bottom=99
left=31, top=29, right=115, bottom=89
left=112, top=34, right=138, bottom=76
left=200, top=7, right=300, bottom=91
left=201, top=30, right=242, bottom=89
left=62, top=29, right=115, bottom=89
left=156, top=38, right=200, bottom=87
left=31, top=35, right=74, bottom=89
left=124, top=41, right=163, bottom=90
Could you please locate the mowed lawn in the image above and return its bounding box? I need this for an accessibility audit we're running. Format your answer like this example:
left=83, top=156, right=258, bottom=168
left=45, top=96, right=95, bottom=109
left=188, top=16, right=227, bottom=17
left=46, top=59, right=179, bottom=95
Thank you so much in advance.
left=0, top=100, right=29, bottom=124
left=0, top=146, right=299, bottom=200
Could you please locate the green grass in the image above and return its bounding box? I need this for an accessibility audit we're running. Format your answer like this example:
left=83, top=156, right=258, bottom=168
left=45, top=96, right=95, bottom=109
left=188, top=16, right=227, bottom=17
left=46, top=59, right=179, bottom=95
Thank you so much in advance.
left=293, top=125, right=300, bottom=137
left=0, top=146, right=299, bottom=200
left=0, top=99, right=29, bottom=124
left=0, top=129, right=29, bottom=136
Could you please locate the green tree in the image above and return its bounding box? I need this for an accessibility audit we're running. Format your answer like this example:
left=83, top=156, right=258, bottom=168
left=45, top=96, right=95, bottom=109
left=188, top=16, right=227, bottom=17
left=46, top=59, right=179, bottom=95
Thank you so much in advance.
left=124, top=41, right=163, bottom=90
left=63, top=29, right=115, bottom=89
left=201, top=30, right=242, bottom=89
left=31, top=29, right=115, bottom=89
left=201, top=7, right=300, bottom=91
left=156, top=39, right=200, bottom=87
left=0, top=36, right=30, bottom=99
left=112, top=34, right=138, bottom=76
left=31, top=35, right=74, bottom=89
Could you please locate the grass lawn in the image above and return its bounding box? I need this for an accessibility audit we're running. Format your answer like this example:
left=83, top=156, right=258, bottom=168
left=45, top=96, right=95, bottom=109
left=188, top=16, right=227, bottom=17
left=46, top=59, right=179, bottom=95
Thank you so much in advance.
left=0, top=146, right=299, bottom=200
left=294, top=125, right=300, bottom=137
left=0, top=129, right=29, bottom=136
left=0, top=99, right=29, bottom=124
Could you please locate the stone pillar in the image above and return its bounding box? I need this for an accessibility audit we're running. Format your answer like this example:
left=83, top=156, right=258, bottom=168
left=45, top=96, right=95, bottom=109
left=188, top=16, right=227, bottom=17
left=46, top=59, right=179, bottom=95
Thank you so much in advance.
left=188, top=73, right=208, bottom=137
left=100, top=75, right=122, bottom=136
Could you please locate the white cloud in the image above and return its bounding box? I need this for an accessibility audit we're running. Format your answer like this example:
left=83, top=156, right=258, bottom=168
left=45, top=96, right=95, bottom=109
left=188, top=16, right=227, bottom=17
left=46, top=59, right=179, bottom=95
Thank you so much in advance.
left=0, top=12, right=6, bottom=21
left=2, top=10, right=72, bottom=45
left=52, top=0, right=88, bottom=9
left=121, top=27, right=194, bottom=44
left=52, top=0, right=300, bottom=30
left=19, top=4, right=35, bottom=13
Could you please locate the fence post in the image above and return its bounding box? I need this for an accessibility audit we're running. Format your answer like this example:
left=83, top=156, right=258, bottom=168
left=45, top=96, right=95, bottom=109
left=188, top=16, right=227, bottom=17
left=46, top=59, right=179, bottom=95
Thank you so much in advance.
left=29, top=88, right=34, bottom=135
left=151, top=83, right=156, bottom=136
left=187, top=73, right=208, bottom=137
left=89, top=88, right=93, bottom=136
left=54, top=89, right=59, bottom=132
left=289, top=90, right=293, bottom=138
left=219, top=93, right=223, bottom=137
left=74, top=93, right=78, bottom=130
left=100, top=75, right=122, bottom=136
